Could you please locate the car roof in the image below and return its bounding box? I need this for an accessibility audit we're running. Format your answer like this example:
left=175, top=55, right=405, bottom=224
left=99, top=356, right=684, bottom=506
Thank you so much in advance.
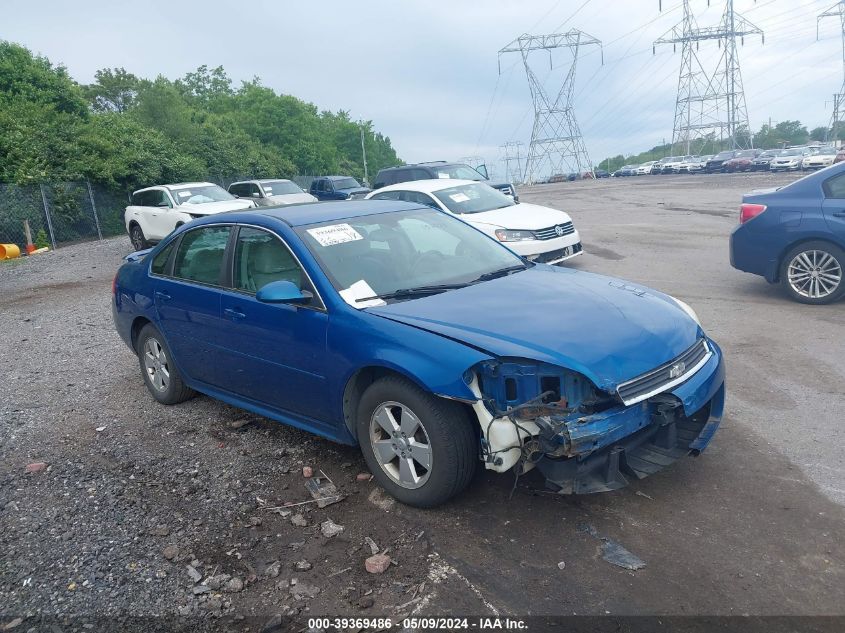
left=374, top=179, right=480, bottom=194
left=226, top=199, right=427, bottom=228
left=132, top=182, right=216, bottom=194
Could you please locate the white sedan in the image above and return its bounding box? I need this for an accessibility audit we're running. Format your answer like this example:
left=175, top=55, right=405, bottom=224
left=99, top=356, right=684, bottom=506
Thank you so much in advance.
left=366, top=179, right=582, bottom=264
left=802, top=147, right=837, bottom=170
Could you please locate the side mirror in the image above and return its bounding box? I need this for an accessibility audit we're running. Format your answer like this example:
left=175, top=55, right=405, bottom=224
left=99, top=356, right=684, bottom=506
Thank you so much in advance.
left=232, top=194, right=240, bottom=198
left=252, top=192, right=261, bottom=198
left=256, top=280, right=312, bottom=305
left=476, top=164, right=489, bottom=179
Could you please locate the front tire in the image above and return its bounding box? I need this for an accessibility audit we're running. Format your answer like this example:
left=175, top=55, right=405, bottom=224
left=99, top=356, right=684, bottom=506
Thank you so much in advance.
left=780, top=241, right=845, bottom=304
left=136, top=324, right=195, bottom=404
left=357, top=376, right=476, bottom=508
left=129, top=223, right=149, bottom=251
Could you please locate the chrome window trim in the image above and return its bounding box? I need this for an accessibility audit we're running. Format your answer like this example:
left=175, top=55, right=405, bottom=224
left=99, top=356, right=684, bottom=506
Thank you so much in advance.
left=616, top=340, right=713, bottom=407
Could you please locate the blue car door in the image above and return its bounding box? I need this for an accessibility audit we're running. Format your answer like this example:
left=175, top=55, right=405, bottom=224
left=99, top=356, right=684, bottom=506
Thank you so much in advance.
left=153, top=225, right=232, bottom=388
left=217, top=226, right=331, bottom=425
left=821, top=170, right=845, bottom=243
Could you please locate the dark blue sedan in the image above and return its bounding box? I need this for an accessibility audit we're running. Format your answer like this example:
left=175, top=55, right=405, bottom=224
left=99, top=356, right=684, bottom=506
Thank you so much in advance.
left=730, top=163, right=845, bottom=304
left=113, top=201, right=725, bottom=506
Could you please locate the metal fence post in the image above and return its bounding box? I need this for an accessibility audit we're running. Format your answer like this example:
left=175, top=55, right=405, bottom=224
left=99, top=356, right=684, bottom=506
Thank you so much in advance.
left=39, top=183, right=57, bottom=251
left=86, top=180, right=103, bottom=240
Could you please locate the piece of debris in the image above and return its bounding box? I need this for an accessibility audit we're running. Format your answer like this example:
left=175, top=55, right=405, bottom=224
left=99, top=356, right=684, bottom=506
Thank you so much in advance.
left=356, top=473, right=371, bottom=482
left=305, top=477, right=344, bottom=508
left=302, top=466, right=313, bottom=478
left=95, top=426, right=107, bottom=432
left=224, top=577, right=244, bottom=593
left=25, top=462, right=47, bottom=473
left=228, top=417, right=254, bottom=430
left=265, top=561, right=282, bottom=578
left=357, top=596, right=375, bottom=609
left=186, top=565, right=202, bottom=582
left=635, top=490, right=654, bottom=500
left=364, top=536, right=380, bottom=555
left=294, top=560, right=312, bottom=571
left=321, top=519, right=345, bottom=538
left=192, top=585, right=211, bottom=595
left=367, top=487, right=395, bottom=511
left=365, top=554, right=391, bottom=574
left=149, top=525, right=170, bottom=537
left=290, top=582, right=321, bottom=600
left=557, top=561, right=566, bottom=570
left=204, top=574, right=231, bottom=590
left=328, top=566, right=352, bottom=578
left=162, top=545, right=179, bottom=560
left=247, top=516, right=262, bottom=527
left=290, top=514, right=308, bottom=527
left=579, top=523, right=646, bottom=571
left=2, top=617, right=23, bottom=630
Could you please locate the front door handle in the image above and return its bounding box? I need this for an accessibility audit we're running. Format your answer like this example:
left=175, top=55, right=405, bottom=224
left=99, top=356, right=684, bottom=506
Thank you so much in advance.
left=224, top=307, right=246, bottom=320
left=155, top=291, right=171, bottom=301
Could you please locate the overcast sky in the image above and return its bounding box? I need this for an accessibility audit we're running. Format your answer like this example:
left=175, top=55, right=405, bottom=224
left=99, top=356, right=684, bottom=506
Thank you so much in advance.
left=3, top=0, right=842, bottom=177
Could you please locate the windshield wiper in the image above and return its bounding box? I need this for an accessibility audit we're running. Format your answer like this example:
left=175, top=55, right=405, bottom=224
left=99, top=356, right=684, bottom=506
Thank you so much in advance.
left=473, top=264, right=529, bottom=283
left=355, top=283, right=471, bottom=302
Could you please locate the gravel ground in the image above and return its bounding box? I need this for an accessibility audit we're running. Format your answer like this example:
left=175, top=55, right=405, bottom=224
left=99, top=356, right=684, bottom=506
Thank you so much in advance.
left=2, top=174, right=844, bottom=631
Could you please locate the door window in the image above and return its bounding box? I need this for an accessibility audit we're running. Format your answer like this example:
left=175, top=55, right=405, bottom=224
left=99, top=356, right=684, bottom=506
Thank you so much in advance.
left=233, top=227, right=305, bottom=294
left=824, top=173, right=845, bottom=199
left=151, top=240, right=177, bottom=276
left=172, top=226, right=231, bottom=286
left=248, top=183, right=262, bottom=198
left=370, top=191, right=401, bottom=201
left=229, top=183, right=245, bottom=197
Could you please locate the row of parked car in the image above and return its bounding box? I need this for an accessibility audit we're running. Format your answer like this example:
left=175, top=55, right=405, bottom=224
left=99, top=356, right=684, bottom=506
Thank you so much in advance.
left=123, top=161, right=583, bottom=266
left=611, top=145, right=843, bottom=178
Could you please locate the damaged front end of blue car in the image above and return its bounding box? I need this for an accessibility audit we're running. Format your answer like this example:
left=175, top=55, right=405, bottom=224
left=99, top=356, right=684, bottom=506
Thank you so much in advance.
left=467, top=339, right=725, bottom=494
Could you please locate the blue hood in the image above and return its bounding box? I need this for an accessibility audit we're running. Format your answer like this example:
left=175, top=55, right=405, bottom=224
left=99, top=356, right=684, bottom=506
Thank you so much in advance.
left=367, top=265, right=701, bottom=391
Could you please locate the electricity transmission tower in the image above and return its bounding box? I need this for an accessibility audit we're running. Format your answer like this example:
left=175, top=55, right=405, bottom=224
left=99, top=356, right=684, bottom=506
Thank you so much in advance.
left=654, top=0, right=764, bottom=154
left=500, top=141, right=525, bottom=184
left=819, top=1, right=845, bottom=141
left=498, top=31, right=602, bottom=184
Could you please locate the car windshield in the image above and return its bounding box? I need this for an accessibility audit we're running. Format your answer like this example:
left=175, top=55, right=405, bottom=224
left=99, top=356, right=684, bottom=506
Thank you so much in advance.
left=169, top=185, right=234, bottom=205
left=297, top=208, right=526, bottom=304
left=758, top=151, right=778, bottom=158
left=667, top=156, right=684, bottom=162
left=714, top=151, right=735, bottom=160
left=779, top=149, right=803, bottom=156
left=261, top=180, right=303, bottom=196
left=816, top=148, right=837, bottom=155
left=432, top=165, right=485, bottom=180
left=333, top=177, right=361, bottom=190
left=432, top=183, right=514, bottom=214
left=735, top=150, right=758, bottom=158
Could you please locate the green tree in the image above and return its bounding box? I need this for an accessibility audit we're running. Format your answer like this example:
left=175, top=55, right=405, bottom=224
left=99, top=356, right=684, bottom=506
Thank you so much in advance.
left=82, top=67, right=146, bottom=113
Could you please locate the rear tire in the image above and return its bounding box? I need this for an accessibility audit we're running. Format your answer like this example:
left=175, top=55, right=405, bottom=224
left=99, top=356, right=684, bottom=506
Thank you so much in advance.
left=129, top=223, right=149, bottom=251
left=136, top=324, right=195, bottom=405
left=780, top=241, right=845, bottom=305
left=357, top=376, right=477, bottom=508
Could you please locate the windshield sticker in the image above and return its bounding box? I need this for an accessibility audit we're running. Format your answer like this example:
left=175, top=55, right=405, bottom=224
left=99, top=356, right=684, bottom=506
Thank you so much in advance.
left=306, top=223, right=363, bottom=247
left=339, top=280, right=385, bottom=309
left=448, top=193, right=470, bottom=203
left=178, top=191, right=192, bottom=197
left=437, top=173, right=451, bottom=178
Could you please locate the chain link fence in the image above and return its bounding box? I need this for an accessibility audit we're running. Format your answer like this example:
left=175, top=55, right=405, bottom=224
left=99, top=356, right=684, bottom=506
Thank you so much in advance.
left=0, top=176, right=317, bottom=252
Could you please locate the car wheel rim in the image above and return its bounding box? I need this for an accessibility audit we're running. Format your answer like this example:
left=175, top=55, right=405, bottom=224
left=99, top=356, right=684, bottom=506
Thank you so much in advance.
left=369, top=401, right=432, bottom=490
left=131, top=227, right=143, bottom=250
left=143, top=337, right=170, bottom=392
left=787, top=249, right=842, bottom=299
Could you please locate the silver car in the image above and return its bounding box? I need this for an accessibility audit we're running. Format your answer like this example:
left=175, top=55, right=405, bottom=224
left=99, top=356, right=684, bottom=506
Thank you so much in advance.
left=228, top=179, right=317, bottom=206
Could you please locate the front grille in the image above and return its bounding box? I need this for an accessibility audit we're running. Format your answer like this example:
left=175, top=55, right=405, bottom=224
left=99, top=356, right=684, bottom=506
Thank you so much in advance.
left=498, top=185, right=514, bottom=196
left=533, top=242, right=582, bottom=263
left=616, top=339, right=711, bottom=406
left=533, top=222, right=575, bottom=241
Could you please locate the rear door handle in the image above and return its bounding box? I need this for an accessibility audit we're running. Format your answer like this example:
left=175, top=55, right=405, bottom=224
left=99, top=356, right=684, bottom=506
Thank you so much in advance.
left=224, top=307, right=246, bottom=320
left=155, top=291, right=171, bottom=301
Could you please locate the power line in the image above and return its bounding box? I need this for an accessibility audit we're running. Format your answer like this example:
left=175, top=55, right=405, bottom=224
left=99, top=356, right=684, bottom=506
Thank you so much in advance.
left=818, top=1, right=845, bottom=139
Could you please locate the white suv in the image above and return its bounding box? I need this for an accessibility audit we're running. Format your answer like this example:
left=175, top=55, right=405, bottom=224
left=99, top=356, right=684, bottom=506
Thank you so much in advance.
left=125, top=182, right=254, bottom=250
left=366, top=179, right=582, bottom=264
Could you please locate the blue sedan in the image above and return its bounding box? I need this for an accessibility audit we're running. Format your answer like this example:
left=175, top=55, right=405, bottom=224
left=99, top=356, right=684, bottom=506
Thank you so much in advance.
left=112, top=201, right=725, bottom=507
left=730, top=162, right=845, bottom=303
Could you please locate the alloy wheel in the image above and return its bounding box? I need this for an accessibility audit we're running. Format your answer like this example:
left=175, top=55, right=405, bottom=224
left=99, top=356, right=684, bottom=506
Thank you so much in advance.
left=369, top=401, right=432, bottom=489
left=787, top=249, right=842, bottom=299
left=143, top=337, right=170, bottom=392
left=131, top=226, right=144, bottom=250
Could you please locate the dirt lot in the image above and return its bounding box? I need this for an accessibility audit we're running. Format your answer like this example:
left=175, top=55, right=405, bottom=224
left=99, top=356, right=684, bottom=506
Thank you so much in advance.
left=1, top=173, right=844, bottom=630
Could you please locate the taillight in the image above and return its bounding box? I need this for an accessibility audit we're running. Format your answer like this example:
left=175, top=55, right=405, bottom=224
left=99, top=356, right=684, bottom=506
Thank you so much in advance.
left=740, top=203, right=767, bottom=224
